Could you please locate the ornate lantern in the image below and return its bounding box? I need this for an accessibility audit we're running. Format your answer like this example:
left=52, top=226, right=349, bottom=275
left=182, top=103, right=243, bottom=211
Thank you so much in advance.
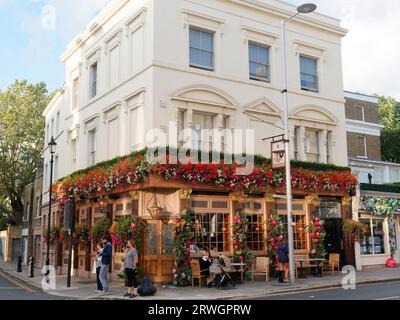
left=146, top=188, right=163, bottom=220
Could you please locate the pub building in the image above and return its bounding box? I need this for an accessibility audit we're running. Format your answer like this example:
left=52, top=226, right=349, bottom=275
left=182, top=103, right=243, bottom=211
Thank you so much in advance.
left=51, top=151, right=358, bottom=283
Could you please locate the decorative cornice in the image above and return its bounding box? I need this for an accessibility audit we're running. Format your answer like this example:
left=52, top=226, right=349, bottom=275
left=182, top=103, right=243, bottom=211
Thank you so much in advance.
left=264, top=193, right=275, bottom=203
left=342, top=196, right=352, bottom=206
left=129, top=190, right=140, bottom=201
left=179, top=189, right=192, bottom=200
left=230, top=190, right=245, bottom=201
left=305, top=194, right=320, bottom=205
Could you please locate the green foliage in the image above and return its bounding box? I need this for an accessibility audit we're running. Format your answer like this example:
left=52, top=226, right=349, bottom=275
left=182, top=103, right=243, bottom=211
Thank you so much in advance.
left=306, top=216, right=326, bottom=259
left=361, top=183, right=400, bottom=194
left=43, top=225, right=61, bottom=243
left=376, top=94, right=400, bottom=163
left=110, top=216, right=145, bottom=252
left=381, top=129, right=400, bottom=163
left=91, top=217, right=111, bottom=242
left=74, top=224, right=90, bottom=243
left=0, top=80, right=54, bottom=223
left=173, top=210, right=194, bottom=287
left=232, top=211, right=253, bottom=281
left=56, top=147, right=352, bottom=187
left=342, top=219, right=369, bottom=244
left=265, top=214, right=285, bottom=262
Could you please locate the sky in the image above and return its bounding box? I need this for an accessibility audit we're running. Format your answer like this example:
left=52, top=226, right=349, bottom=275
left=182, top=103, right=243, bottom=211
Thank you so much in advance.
left=0, top=0, right=399, bottom=99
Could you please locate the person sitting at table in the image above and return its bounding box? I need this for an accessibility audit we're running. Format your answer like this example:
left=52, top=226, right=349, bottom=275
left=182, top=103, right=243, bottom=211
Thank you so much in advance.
left=199, top=249, right=213, bottom=286
left=276, top=238, right=289, bottom=283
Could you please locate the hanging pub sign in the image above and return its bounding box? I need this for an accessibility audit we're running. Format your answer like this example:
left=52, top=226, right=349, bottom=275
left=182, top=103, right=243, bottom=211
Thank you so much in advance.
left=271, top=139, right=286, bottom=169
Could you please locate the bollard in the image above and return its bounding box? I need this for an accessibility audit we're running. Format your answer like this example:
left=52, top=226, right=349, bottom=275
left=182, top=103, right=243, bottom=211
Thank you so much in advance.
left=28, top=257, right=35, bottom=278
left=17, top=256, right=22, bottom=273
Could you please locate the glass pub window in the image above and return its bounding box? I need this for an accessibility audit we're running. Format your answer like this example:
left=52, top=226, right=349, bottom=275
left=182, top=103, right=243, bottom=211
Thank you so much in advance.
left=249, top=43, right=270, bottom=82
left=193, top=212, right=230, bottom=252
left=360, top=218, right=385, bottom=255
left=189, top=27, right=214, bottom=70
left=300, top=56, right=318, bottom=92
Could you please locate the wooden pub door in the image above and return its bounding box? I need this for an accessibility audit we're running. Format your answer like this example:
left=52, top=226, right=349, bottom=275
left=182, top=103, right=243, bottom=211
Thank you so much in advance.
left=144, top=220, right=175, bottom=283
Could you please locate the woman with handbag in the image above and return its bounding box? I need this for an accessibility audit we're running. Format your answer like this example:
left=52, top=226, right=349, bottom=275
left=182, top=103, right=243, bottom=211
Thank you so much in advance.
left=121, top=240, right=139, bottom=298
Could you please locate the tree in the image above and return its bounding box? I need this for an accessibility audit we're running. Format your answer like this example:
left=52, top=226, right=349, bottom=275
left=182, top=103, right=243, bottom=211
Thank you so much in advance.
left=376, top=95, right=398, bottom=130
left=376, top=94, right=400, bottom=163
left=0, top=80, right=54, bottom=224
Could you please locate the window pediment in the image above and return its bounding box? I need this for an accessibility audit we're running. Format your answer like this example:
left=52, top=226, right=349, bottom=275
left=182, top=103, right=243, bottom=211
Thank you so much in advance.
left=171, top=85, right=238, bottom=109
left=244, top=97, right=282, bottom=118
left=290, top=105, right=338, bottom=126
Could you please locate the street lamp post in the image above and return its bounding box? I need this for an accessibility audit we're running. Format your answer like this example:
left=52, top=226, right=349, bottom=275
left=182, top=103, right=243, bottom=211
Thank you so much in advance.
left=46, top=137, right=57, bottom=272
left=280, top=3, right=317, bottom=284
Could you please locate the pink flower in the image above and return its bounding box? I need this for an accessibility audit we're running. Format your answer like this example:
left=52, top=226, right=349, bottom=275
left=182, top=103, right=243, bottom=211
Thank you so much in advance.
left=130, top=223, right=137, bottom=229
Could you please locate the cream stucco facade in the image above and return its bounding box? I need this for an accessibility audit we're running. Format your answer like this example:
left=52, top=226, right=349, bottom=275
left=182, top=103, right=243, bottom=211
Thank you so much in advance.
left=42, top=0, right=349, bottom=204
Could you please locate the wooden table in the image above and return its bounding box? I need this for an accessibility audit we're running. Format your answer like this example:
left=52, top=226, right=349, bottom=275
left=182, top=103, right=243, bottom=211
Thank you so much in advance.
left=297, top=258, right=326, bottom=278
left=230, top=262, right=246, bottom=283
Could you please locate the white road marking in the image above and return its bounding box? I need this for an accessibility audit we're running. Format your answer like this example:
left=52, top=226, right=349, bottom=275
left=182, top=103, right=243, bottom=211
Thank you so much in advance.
left=375, top=296, right=400, bottom=301
left=0, top=287, right=29, bottom=290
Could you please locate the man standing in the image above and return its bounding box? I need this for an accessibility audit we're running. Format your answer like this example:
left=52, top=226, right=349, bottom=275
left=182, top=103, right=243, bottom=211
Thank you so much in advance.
left=99, top=236, right=112, bottom=295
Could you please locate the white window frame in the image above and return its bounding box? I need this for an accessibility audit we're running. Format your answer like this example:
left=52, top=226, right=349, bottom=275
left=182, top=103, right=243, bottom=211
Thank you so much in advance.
left=183, top=11, right=224, bottom=74
left=89, top=62, right=98, bottom=99
left=355, top=106, right=365, bottom=122
left=189, top=26, right=215, bottom=71
left=36, top=196, right=41, bottom=218
left=56, top=111, right=60, bottom=135
left=304, top=128, right=320, bottom=163
left=72, top=77, right=80, bottom=111
left=248, top=42, right=271, bottom=83
left=356, top=135, right=367, bottom=158
left=300, top=55, right=319, bottom=93
left=360, top=216, right=389, bottom=256
left=88, top=128, right=96, bottom=167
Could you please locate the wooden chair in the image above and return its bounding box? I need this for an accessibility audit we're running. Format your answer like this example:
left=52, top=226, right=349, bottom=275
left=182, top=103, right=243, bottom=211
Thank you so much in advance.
left=295, top=254, right=312, bottom=278
left=190, top=259, right=209, bottom=288
left=323, top=253, right=340, bottom=276
left=252, top=257, right=269, bottom=283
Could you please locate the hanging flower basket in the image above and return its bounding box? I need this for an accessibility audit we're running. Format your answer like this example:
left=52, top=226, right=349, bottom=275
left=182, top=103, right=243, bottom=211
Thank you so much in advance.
left=342, top=219, right=368, bottom=244
left=42, top=225, right=61, bottom=244
left=91, top=217, right=111, bottom=243
left=109, top=216, right=145, bottom=251
left=75, top=224, right=90, bottom=243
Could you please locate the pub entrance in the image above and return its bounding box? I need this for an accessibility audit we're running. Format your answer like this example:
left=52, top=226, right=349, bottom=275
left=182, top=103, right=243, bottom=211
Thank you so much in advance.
left=317, top=200, right=345, bottom=267
left=143, top=220, right=175, bottom=283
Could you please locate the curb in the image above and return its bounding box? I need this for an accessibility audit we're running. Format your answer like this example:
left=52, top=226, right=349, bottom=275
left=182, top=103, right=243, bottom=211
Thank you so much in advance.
left=224, top=277, right=400, bottom=300
left=0, top=265, right=44, bottom=293
left=2, top=262, right=400, bottom=300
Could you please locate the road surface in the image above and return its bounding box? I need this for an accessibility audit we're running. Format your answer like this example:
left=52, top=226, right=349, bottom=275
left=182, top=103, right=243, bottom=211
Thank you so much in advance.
left=256, top=281, right=400, bottom=300
left=0, top=269, right=69, bottom=300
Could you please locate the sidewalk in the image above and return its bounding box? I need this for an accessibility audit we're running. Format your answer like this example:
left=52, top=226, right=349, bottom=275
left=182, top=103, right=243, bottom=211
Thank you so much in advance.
left=1, top=259, right=400, bottom=300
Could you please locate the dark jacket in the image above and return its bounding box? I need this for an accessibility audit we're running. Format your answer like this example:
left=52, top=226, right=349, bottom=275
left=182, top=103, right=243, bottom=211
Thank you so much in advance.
left=101, top=242, right=112, bottom=265
left=276, top=243, right=289, bottom=263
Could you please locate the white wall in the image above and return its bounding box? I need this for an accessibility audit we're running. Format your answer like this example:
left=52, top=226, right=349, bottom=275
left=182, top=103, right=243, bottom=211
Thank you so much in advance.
left=42, top=0, right=349, bottom=203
